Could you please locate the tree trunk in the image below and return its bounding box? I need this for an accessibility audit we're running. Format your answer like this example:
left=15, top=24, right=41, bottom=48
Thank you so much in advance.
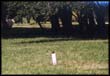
left=1, top=2, right=12, bottom=30
left=94, top=5, right=106, bottom=38
left=78, top=7, right=88, bottom=36
left=26, top=15, right=31, bottom=23
left=86, top=5, right=96, bottom=38
left=59, top=5, right=73, bottom=35
left=35, top=15, right=44, bottom=30
left=50, top=13, right=60, bottom=34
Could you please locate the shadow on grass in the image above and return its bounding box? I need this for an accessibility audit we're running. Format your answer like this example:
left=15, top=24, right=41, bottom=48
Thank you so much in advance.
left=14, top=38, right=80, bottom=44
left=1, top=25, right=108, bottom=40
left=14, top=38, right=108, bottom=44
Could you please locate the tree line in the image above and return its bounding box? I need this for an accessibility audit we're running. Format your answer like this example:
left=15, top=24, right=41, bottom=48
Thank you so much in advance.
left=1, top=1, right=109, bottom=37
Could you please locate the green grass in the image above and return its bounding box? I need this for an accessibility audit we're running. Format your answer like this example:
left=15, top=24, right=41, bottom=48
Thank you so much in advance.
left=2, top=37, right=109, bottom=74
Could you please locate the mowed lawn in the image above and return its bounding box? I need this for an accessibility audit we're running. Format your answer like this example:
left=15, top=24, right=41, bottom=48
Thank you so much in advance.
left=2, top=37, right=109, bottom=74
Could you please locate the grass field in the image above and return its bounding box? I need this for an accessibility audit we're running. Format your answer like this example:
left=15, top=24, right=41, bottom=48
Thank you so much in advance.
left=2, top=37, right=109, bottom=74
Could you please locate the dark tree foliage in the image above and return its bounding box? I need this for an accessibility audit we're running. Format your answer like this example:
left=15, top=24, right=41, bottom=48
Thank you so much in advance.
left=1, top=1, right=109, bottom=37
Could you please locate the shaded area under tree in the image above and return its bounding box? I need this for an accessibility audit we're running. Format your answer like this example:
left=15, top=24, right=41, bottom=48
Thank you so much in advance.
left=1, top=24, right=108, bottom=39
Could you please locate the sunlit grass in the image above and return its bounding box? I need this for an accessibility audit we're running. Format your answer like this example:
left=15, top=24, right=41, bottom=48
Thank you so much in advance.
left=2, top=37, right=108, bottom=74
